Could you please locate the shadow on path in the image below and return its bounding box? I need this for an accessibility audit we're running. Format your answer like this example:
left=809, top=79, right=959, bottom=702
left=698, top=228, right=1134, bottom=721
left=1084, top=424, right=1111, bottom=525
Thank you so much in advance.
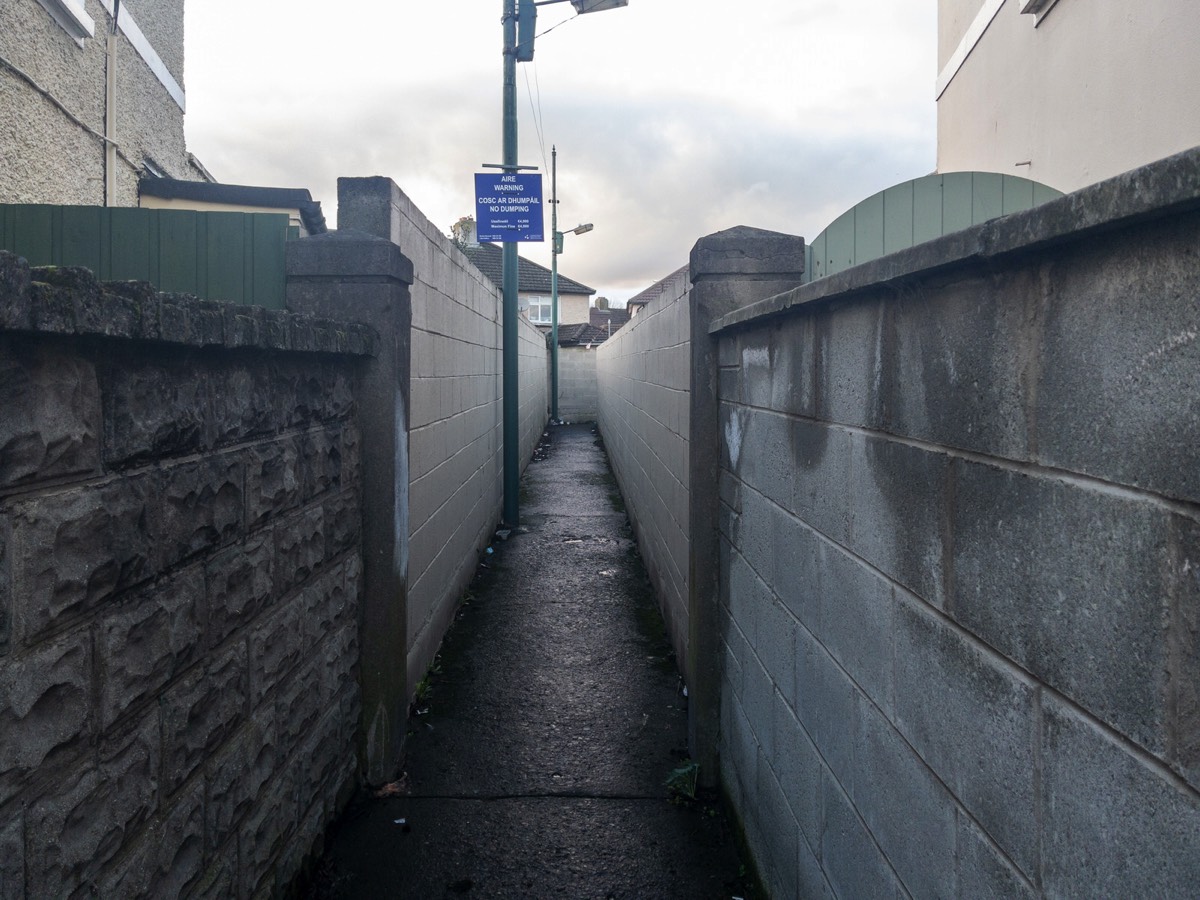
left=308, top=423, right=756, bottom=899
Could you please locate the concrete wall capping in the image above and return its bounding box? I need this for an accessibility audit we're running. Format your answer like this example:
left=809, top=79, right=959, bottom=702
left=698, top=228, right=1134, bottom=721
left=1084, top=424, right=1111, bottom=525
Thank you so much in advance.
left=0, top=250, right=378, bottom=356
left=690, top=225, right=807, bottom=281
left=711, top=146, right=1200, bottom=334
left=285, top=230, right=415, bottom=285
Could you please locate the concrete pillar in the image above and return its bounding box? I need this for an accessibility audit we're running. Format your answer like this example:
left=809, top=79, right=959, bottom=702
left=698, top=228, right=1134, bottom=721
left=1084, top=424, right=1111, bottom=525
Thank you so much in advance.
left=335, top=176, right=407, bottom=245
left=286, top=224, right=415, bottom=785
left=687, top=226, right=806, bottom=785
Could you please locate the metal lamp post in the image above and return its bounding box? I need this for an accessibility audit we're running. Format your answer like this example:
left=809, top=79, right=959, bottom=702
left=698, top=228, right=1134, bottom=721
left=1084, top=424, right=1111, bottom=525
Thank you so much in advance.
left=549, top=144, right=593, bottom=422
left=500, top=0, right=627, bottom=525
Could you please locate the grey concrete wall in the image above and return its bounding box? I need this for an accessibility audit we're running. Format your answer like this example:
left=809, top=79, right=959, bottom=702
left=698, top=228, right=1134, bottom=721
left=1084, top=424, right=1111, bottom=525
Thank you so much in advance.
left=286, top=230, right=413, bottom=786
left=596, top=267, right=692, bottom=666
left=713, top=149, right=1200, bottom=897
left=0, top=0, right=192, bottom=207
left=337, top=178, right=549, bottom=700
left=0, top=252, right=374, bottom=898
left=557, top=345, right=599, bottom=422
left=518, top=306, right=549, bottom=466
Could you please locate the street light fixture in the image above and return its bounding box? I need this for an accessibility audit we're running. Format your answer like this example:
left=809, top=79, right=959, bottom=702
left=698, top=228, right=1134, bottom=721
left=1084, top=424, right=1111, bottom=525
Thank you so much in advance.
left=549, top=144, right=593, bottom=421
left=500, top=0, right=627, bottom=525
left=569, top=0, right=629, bottom=11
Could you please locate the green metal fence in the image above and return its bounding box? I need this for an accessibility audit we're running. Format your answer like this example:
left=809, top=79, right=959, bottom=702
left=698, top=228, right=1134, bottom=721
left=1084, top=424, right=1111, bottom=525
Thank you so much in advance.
left=0, top=204, right=289, bottom=309
left=804, top=172, right=1064, bottom=283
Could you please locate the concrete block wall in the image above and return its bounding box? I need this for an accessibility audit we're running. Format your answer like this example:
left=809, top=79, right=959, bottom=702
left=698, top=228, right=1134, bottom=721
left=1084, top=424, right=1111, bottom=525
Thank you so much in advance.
left=519, top=308, right=549, bottom=467
left=384, top=187, right=548, bottom=693
left=596, top=266, right=692, bottom=665
left=557, top=345, right=599, bottom=422
left=712, top=150, right=1200, bottom=897
left=0, top=253, right=374, bottom=898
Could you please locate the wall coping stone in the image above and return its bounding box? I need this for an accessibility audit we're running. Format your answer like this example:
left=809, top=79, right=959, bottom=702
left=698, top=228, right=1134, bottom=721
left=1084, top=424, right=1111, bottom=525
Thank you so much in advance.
left=690, top=225, right=806, bottom=281
left=285, top=229, right=414, bottom=285
left=710, top=146, right=1200, bottom=334
left=0, top=251, right=378, bottom=357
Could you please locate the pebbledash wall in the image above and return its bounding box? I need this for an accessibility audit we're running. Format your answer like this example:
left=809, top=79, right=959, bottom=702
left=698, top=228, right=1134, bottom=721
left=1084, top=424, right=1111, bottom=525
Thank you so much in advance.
left=0, top=253, right=373, bottom=897
left=0, top=0, right=201, bottom=207
left=598, top=148, right=1200, bottom=897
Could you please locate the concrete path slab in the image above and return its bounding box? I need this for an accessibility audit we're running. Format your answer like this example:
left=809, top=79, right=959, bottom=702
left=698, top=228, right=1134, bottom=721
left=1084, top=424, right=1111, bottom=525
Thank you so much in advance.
left=309, top=423, right=756, bottom=899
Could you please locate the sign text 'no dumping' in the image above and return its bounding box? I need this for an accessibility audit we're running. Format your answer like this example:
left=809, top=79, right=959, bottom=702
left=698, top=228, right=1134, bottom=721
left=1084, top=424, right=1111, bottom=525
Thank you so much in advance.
left=474, top=173, right=544, bottom=242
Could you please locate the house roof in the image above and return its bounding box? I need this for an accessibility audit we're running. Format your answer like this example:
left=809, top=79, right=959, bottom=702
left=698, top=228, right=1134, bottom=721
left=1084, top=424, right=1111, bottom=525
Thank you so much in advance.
left=462, top=242, right=595, bottom=296
left=590, top=306, right=630, bottom=331
left=138, top=177, right=328, bottom=234
left=627, top=264, right=688, bottom=308
left=549, top=305, right=630, bottom=346
left=556, top=322, right=615, bottom=346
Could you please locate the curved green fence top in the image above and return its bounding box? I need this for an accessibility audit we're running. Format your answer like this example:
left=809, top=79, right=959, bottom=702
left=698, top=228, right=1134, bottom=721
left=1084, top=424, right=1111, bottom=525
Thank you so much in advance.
left=804, top=172, right=1063, bottom=283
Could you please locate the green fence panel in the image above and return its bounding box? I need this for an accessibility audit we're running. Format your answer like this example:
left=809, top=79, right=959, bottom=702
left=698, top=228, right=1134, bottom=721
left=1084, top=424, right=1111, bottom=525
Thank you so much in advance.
left=825, top=212, right=855, bottom=277
left=8, top=205, right=55, bottom=266
left=251, top=212, right=286, bottom=309
left=61, top=205, right=105, bottom=275
left=854, top=189, right=885, bottom=265
left=911, top=176, right=945, bottom=247
left=206, top=212, right=246, bottom=305
left=157, top=209, right=200, bottom=295
left=108, top=206, right=157, bottom=283
left=941, top=172, right=975, bottom=234
left=1002, top=175, right=1035, bottom=214
left=882, top=182, right=915, bottom=256
left=802, top=173, right=1064, bottom=283
left=0, top=204, right=289, bottom=309
left=971, top=172, right=1005, bottom=224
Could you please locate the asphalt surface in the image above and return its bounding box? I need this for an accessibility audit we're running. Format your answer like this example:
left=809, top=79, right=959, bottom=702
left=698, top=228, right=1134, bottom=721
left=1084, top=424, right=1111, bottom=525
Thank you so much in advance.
left=308, top=423, right=755, bottom=900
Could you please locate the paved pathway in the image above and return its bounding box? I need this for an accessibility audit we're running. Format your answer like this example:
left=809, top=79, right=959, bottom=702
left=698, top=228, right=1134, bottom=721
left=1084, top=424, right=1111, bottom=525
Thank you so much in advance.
left=310, top=423, right=753, bottom=899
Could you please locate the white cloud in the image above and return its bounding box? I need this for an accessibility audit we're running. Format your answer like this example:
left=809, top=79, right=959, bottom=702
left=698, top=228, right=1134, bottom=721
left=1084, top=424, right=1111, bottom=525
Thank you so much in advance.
left=185, top=0, right=937, bottom=305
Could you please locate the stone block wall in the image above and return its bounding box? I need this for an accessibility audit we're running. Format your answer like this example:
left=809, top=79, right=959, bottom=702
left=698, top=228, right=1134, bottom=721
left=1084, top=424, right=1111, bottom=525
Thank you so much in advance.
left=0, top=253, right=373, bottom=898
left=596, top=266, right=692, bottom=665
left=711, top=151, right=1200, bottom=897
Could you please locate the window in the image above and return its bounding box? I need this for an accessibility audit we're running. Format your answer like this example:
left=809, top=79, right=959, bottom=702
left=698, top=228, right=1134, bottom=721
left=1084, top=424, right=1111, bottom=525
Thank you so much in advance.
left=526, top=295, right=553, bottom=324
left=1020, top=0, right=1062, bottom=23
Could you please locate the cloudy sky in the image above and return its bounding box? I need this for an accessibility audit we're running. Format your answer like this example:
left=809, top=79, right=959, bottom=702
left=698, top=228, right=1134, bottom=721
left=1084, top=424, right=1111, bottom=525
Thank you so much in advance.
left=184, top=1, right=937, bottom=305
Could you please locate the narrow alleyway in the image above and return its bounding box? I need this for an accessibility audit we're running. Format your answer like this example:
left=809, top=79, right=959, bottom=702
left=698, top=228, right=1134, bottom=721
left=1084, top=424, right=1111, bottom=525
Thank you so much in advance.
left=309, top=423, right=753, bottom=899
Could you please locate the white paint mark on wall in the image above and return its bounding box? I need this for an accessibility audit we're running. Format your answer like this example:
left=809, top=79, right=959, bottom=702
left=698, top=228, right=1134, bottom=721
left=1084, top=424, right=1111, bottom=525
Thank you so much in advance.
left=395, top=390, right=409, bottom=578
left=742, top=345, right=769, bottom=372
left=367, top=703, right=390, bottom=781
left=724, top=408, right=746, bottom=472
left=1134, top=329, right=1198, bottom=374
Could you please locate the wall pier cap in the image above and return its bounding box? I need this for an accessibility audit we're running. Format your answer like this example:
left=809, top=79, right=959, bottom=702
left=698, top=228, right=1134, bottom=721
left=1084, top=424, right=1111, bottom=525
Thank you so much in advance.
left=689, top=225, right=806, bottom=281
left=286, top=230, right=414, bottom=286
left=689, top=226, right=805, bottom=327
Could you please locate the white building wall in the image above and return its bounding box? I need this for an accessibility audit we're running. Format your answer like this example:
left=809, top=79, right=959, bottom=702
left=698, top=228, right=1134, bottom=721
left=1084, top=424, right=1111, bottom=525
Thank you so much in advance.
left=937, top=0, right=1200, bottom=192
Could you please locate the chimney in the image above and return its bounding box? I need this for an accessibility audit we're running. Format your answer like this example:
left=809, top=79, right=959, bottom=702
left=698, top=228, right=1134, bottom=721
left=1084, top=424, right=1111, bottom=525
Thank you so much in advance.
left=452, top=216, right=480, bottom=248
